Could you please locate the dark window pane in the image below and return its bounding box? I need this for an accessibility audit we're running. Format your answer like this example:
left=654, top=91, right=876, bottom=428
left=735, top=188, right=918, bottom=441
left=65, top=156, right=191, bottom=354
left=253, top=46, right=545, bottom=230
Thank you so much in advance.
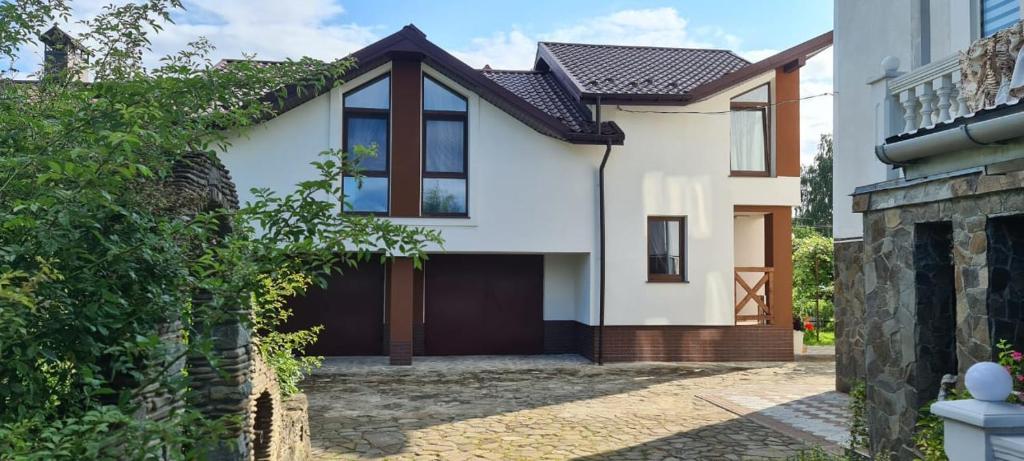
left=424, top=77, right=467, bottom=112
left=425, top=120, right=464, bottom=173
left=648, top=220, right=681, bottom=275
left=346, top=116, right=387, bottom=171
left=343, top=176, right=388, bottom=213
left=344, top=76, right=389, bottom=109
left=422, top=178, right=466, bottom=214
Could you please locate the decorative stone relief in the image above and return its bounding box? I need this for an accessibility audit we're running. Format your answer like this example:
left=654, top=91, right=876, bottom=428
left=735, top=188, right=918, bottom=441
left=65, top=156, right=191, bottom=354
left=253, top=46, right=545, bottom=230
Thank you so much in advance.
left=959, top=20, right=1024, bottom=112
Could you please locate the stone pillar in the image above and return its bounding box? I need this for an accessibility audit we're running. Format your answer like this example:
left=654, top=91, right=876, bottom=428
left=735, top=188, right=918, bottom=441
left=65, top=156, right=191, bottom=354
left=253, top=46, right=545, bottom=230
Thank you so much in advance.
left=389, top=258, right=415, bottom=365
left=834, top=238, right=866, bottom=393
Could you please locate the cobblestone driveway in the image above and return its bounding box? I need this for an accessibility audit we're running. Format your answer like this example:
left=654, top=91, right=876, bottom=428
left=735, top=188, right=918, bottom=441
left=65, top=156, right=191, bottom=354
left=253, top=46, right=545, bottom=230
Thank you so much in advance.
left=303, top=356, right=836, bottom=460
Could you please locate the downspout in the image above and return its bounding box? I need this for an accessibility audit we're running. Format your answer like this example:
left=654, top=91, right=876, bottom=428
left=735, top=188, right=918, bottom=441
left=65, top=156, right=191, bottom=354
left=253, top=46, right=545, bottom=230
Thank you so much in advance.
left=594, top=95, right=610, bottom=366
left=597, top=140, right=611, bottom=366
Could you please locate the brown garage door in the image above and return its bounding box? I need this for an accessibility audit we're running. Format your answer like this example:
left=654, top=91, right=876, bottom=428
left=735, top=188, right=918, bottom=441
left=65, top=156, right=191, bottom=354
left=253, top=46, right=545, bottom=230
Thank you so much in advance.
left=425, top=254, right=543, bottom=355
left=282, top=261, right=385, bottom=356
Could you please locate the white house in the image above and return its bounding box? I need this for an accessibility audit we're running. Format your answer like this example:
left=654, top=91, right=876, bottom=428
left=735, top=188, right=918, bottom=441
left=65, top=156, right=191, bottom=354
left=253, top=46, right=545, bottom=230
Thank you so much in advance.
left=221, top=25, right=831, bottom=365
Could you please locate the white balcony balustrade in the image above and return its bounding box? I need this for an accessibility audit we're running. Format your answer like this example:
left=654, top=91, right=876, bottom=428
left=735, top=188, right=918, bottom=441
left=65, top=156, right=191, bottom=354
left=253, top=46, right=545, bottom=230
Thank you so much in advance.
left=886, top=54, right=967, bottom=136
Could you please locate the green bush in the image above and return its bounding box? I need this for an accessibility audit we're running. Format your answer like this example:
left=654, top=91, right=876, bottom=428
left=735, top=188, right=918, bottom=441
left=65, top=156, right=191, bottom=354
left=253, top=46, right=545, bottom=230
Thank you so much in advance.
left=0, top=1, right=442, bottom=457
left=793, top=227, right=834, bottom=332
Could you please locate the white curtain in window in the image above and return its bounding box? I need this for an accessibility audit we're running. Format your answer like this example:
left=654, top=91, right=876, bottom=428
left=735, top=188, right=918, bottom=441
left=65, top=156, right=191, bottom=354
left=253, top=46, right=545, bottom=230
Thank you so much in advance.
left=731, top=110, right=766, bottom=172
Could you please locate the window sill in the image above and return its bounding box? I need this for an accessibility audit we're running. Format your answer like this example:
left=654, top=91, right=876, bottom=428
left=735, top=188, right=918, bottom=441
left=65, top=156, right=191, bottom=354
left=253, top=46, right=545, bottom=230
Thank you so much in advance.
left=387, top=216, right=477, bottom=228
left=647, top=278, right=689, bottom=284
left=729, top=171, right=772, bottom=178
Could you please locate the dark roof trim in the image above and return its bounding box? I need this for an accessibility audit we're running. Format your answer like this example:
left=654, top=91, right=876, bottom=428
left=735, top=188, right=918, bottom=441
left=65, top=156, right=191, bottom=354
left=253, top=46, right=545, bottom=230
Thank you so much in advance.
left=262, top=25, right=623, bottom=145
left=683, top=30, right=833, bottom=104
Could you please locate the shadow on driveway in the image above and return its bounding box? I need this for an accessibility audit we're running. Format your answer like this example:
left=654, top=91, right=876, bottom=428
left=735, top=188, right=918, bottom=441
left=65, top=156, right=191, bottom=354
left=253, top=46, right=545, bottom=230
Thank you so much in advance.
left=301, top=355, right=814, bottom=459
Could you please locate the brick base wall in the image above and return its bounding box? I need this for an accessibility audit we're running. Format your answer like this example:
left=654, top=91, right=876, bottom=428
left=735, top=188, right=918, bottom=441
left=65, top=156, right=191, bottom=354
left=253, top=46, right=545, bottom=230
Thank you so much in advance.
left=541, top=321, right=792, bottom=362
left=542, top=321, right=578, bottom=354
left=595, top=325, right=793, bottom=362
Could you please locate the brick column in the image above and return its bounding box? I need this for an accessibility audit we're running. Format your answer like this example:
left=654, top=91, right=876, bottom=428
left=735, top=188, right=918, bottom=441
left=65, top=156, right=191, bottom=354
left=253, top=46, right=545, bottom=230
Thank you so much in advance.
left=388, top=257, right=414, bottom=365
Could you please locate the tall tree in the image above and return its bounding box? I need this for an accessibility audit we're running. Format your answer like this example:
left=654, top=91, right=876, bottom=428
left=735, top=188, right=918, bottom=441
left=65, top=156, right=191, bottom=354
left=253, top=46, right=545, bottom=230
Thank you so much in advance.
left=796, top=133, right=833, bottom=235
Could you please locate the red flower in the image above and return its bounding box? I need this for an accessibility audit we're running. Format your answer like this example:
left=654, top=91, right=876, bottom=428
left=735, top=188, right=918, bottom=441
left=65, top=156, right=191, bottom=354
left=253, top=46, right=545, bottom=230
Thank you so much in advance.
left=804, top=322, right=814, bottom=332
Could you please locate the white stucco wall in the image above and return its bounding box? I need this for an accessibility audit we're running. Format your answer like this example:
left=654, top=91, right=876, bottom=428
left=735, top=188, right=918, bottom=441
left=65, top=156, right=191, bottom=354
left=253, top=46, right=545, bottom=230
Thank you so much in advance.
left=543, top=253, right=590, bottom=321
left=598, top=72, right=799, bottom=326
left=833, top=0, right=913, bottom=240
left=220, top=63, right=798, bottom=328
left=832, top=0, right=1008, bottom=240
left=733, top=214, right=767, bottom=319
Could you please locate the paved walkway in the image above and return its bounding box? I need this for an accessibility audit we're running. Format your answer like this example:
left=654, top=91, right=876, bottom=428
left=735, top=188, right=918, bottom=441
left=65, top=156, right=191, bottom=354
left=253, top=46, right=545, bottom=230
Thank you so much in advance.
left=698, top=385, right=850, bottom=449
left=303, top=356, right=839, bottom=460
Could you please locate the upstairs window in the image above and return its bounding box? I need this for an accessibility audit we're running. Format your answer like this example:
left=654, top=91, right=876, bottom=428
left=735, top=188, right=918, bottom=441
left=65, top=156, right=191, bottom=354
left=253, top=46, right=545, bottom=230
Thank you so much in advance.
left=422, top=76, right=468, bottom=216
left=982, top=0, right=1020, bottom=37
left=730, top=84, right=770, bottom=176
left=342, top=75, right=390, bottom=214
left=648, top=216, right=686, bottom=283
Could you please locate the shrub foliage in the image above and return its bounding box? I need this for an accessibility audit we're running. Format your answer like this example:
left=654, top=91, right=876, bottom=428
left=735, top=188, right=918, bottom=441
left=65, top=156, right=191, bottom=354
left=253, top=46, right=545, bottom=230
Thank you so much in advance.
left=0, top=1, right=442, bottom=457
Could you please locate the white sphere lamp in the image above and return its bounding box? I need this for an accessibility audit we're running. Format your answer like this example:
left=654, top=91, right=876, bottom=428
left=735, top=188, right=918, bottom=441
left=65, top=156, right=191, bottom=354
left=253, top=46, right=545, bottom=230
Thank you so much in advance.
left=965, top=361, right=1013, bottom=402
left=881, top=56, right=900, bottom=77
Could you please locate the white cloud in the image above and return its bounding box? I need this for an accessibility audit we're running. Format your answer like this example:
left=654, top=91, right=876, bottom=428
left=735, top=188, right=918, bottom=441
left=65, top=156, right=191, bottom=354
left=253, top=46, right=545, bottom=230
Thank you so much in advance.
left=452, top=7, right=727, bottom=69
left=799, top=46, right=834, bottom=165
left=9, top=0, right=380, bottom=76
left=146, top=0, right=379, bottom=63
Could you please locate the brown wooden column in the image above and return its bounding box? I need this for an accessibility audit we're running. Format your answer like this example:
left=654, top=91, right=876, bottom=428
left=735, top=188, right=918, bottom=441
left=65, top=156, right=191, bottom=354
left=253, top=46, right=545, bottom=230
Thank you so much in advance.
left=389, top=56, right=422, bottom=217
left=767, top=207, right=794, bottom=327
left=774, top=66, right=800, bottom=177
left=388, top=257, right=415, bottom=365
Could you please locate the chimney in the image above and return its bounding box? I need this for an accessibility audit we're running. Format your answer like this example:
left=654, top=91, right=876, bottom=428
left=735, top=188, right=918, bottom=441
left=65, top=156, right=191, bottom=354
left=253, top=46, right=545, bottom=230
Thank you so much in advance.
left=39, top=26, right=87, bottom=81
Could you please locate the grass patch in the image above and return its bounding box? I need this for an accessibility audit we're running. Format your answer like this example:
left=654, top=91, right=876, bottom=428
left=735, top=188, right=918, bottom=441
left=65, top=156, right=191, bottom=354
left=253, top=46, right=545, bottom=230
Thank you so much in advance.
left=803, top=330, right=835, bottom=346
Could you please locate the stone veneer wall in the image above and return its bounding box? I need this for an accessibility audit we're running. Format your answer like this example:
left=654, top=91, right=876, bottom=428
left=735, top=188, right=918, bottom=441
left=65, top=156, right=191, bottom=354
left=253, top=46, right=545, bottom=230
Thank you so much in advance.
left=166, top=152, right=310, bottom=460
left=248, top=354, right=311, bottom=461
left=834, top=239, right=866, bottom=393
left=853, top=169, right=1024, bottom=458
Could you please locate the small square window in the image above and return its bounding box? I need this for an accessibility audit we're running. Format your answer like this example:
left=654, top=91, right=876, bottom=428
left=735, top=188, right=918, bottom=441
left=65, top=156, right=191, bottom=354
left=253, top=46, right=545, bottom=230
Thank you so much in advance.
left=648, top=216, right=686, bottom=282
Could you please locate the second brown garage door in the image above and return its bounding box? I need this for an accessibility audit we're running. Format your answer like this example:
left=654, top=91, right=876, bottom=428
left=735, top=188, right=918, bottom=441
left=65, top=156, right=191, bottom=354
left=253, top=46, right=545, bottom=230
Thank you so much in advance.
left=424, top=254, right=543, bottom=355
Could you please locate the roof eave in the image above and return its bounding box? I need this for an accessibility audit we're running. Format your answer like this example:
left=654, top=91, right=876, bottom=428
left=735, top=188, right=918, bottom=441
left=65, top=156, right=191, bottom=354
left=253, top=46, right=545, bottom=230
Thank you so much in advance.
left=683, top=30, right=833, bottom=104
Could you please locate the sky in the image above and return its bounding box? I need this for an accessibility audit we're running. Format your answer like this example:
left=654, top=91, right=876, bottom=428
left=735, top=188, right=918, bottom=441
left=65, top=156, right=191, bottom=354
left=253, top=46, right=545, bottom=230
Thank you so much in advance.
left=10, top=0, right=834, bottom=164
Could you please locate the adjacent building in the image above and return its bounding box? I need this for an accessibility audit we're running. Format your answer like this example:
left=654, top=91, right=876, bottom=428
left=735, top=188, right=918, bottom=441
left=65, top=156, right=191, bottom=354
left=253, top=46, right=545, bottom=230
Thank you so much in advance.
left=835, top=0, right=1024, bottom=457
left=221, top=25, right=831, bottom=365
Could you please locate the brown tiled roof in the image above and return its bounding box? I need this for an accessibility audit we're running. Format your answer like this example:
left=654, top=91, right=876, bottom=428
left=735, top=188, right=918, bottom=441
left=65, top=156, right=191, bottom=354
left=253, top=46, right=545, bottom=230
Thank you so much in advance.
left=480, top=70, right=594, bottom=134
left=538, top=42, right=749, bottom=97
